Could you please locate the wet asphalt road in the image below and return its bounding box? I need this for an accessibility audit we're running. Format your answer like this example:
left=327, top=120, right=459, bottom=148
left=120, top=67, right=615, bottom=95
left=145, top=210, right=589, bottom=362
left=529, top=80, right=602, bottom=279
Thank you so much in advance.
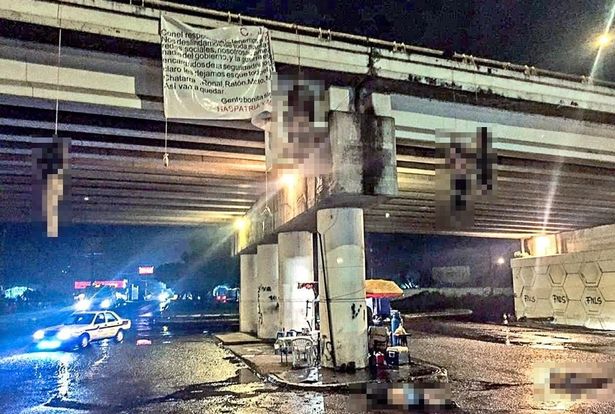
left=0, top=309, right=365, bottom=414
left=407, top=319, right=615, bottom=413
left=3, top=310, right=615, bottom=413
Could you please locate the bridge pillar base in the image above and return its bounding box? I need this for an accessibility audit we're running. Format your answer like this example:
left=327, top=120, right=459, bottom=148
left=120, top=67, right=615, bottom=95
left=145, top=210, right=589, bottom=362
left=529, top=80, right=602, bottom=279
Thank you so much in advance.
left=239, top=254, right=257, bottom=334
left=256, top=244, right=280, bottom=339
left=278, top=231, right=315, bottom=332
left=317, top=207, right=368, bottom=369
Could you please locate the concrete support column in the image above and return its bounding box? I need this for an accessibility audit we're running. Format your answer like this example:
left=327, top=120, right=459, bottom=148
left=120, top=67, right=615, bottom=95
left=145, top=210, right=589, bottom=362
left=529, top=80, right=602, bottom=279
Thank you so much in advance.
left=239, top=254, right=257, bottom=334
left=256, top=244, right=280, bottom=339
left=278, top=231, right=314, bottom=332
left=317, top=208, right=368, bottom=369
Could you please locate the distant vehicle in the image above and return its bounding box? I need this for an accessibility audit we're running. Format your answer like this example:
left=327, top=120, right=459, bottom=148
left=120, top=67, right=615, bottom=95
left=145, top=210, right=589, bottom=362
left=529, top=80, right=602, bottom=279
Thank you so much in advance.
left=74, top=286, right=124, bottom=311
left=32, top=310, right=131, bottom=350
left=227, top=288, right=239, bottom=303
left=212, top=285, right=239, bottom=303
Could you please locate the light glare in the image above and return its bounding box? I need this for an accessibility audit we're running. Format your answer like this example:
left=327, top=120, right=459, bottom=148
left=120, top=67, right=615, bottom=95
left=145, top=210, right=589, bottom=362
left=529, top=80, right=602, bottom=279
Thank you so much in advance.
left=534, top=235, right=556, bottom=256
left=280, top=173, right=298, bottom=188
left=234, top=217, right=248, bottom=231
left=74, top=298, right=91, bottom=311
left=596, top=33, right=613, bottom=47
left=56, top=328, right=73, bottom=340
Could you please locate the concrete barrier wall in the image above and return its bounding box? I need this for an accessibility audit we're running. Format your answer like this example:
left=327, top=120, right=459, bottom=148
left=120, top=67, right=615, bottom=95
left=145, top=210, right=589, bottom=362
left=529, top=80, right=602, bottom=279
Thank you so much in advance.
left=403, top=287, right=513, bottom=298
left=560, top=224, right=615, bottom=253
left=511, top=249, right=615, bottom=330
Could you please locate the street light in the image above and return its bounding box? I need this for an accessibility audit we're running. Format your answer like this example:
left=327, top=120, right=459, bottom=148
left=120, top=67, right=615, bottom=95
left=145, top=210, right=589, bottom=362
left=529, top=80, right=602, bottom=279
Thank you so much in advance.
left=497, top=257, right=505, bottom=265
left=596, top=32, right=613, bottom=48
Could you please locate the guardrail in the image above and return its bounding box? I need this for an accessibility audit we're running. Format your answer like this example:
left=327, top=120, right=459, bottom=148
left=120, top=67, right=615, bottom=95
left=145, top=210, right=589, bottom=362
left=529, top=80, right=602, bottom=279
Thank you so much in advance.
left=102, top=0, right=615, bottom=89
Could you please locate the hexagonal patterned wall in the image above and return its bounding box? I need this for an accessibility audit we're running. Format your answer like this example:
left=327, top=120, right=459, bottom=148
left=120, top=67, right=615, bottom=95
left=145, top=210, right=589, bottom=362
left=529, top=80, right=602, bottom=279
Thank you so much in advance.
left=511, top=248, right=615, bottom=330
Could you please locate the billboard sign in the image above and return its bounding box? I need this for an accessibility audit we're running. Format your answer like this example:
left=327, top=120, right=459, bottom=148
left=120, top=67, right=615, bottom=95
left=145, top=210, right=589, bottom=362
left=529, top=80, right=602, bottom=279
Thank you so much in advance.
left=138, top=266, right=154, bottom=275
left=74, top=280, right=127, bottom=289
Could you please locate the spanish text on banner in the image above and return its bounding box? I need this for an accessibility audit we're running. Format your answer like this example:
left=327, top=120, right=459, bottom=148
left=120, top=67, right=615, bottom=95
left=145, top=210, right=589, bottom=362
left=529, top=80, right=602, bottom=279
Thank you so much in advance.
left=161, top=15, right=275, bottom=120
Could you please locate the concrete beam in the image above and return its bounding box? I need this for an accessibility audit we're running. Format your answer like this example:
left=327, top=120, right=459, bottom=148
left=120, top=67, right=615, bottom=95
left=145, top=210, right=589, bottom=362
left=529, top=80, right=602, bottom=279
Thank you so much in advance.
left=235, top=94, right=398, bottom=253
left=2, top=0, right=615, bottom=116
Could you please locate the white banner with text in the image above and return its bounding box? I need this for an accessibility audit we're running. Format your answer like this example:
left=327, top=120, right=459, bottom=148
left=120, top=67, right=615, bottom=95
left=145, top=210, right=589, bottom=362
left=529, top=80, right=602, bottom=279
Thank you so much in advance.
left=161, top=15, right=274, bottom=119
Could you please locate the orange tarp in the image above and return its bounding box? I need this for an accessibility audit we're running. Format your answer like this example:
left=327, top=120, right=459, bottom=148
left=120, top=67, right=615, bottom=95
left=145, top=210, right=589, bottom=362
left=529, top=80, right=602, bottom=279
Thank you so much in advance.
left=365, top=279, right=404, bottom=299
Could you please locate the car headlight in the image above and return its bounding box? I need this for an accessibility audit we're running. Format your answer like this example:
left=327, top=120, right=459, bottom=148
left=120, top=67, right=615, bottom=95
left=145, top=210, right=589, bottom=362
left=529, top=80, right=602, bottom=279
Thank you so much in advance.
left=75, top=299, right=91, bottom=311
left=57, top=328, right=75, bottom=341
left=33, top=330, right=45, bottom=340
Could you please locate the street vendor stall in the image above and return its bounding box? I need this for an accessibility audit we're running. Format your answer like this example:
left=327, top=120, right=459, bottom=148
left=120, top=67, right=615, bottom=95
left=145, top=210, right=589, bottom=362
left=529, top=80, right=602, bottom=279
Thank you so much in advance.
left=365, top=279, right=404, bottom=319
left=364, top=279, right=410, bottom=366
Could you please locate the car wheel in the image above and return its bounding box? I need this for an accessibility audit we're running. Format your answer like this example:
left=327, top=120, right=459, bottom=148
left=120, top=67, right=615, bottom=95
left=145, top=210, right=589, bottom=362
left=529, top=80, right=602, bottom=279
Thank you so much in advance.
left=79, top=334, right=90, bottom=349
left=114, top=329, right=124, bottom=343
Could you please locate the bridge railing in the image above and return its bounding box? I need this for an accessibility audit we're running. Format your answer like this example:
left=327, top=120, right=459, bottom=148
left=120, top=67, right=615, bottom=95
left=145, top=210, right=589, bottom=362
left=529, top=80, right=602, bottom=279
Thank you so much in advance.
left=98, top=0, right=615, bottom=89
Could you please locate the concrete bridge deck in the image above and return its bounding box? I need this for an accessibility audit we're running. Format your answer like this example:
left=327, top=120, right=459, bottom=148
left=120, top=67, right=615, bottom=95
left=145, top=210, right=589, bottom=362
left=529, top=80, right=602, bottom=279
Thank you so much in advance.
left=1, top=0, right=615, bottom=238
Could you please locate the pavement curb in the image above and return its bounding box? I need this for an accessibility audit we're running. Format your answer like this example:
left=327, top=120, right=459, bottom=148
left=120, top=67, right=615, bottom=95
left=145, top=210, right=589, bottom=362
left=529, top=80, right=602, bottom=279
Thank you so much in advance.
left=266, top=373, right=361, bottom=391
left=216, top=337, right=449, bottom=391
left=267, top=361, right=448, bottom=391
left=220, top=345, right=272, bottom=384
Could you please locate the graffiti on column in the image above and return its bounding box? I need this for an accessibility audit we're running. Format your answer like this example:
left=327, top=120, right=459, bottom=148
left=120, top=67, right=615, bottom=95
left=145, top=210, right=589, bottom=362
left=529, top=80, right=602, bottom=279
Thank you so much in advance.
left=320, top=334, right=334, bottom=364
left=350, top=303, right=363, bottom=319
left=257, top=285, right=278, bottom=317
left=256, top=285, right=264, bottom=325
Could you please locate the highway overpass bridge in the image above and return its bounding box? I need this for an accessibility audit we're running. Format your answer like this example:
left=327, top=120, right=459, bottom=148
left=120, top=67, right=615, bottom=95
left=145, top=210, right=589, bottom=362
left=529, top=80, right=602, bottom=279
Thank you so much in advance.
left=2, top=0, right=615, bottom=235
left=3, top=0, right=615, bottom=366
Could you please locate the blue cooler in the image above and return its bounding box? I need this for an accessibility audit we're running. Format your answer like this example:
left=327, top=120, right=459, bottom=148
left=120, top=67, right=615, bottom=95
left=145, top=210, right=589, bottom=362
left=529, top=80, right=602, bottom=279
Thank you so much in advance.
left=385, top=349, right=400, bottom=366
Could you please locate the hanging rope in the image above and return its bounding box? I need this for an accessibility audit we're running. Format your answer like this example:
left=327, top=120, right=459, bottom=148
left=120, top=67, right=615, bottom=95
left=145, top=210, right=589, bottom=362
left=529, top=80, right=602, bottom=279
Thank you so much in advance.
left=265, top=167, right=268, bottom=207
left=163, top=118, right=169, bottom=167
left=54, top=6, right=62, bottom=137
left=295, top=24, right=301, bottom=72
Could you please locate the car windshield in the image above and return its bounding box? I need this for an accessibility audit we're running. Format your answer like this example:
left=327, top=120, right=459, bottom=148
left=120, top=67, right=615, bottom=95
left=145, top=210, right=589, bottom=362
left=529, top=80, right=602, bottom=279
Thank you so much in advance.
left=64, top=314, right=95, bottom=325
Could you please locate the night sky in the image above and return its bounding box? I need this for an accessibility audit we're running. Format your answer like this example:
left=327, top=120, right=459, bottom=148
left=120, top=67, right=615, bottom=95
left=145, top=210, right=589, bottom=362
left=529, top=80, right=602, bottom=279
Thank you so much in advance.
left=189, top=0, right=615, bottom=80
left=0, top=224, right=196, bottom=292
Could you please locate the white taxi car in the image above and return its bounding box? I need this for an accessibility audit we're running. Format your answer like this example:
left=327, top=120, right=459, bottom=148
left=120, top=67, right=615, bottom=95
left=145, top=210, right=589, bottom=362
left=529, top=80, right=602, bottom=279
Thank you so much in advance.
left=33, top=311, right=131, bottom=350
